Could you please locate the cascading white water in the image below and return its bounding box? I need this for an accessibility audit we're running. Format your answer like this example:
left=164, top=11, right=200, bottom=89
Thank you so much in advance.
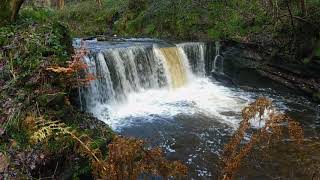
left=212, top=41, right=224, bottom=74
left=177, top=42, right=206, bottom=77
left=82, top=53, right=115, bottom=109
left=81, top=45, right=169, bottom=109
left=80, top=40, right=248, bottom=130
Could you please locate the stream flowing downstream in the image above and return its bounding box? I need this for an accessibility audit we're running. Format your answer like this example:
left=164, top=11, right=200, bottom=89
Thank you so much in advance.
left=75, top=38, right=319, bottom=179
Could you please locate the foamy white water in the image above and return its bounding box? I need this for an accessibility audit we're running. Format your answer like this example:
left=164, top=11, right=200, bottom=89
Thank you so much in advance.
left=90, top=78, right=249, bottom=130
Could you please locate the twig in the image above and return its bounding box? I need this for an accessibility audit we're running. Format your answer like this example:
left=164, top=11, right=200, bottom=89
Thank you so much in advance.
left=280, top=14, right=318, bottom=28
left=9, top=52, right=16, bottom=80
left=52, top=162, right=58, bottom=179
left=36, top=102, right=41, bottom=117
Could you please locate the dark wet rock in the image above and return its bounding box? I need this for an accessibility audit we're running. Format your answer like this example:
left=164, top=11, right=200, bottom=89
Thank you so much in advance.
left=220, top=111, right=238, bottom=117
left=69, top=87, right=83, bottom=110
left=211, top=72, right=236, bottom=87
left=219, top=40, right=320, bottom=103
left=255, top=64, right=320, bottom=102
left=97, top=35, right=114, bottom=41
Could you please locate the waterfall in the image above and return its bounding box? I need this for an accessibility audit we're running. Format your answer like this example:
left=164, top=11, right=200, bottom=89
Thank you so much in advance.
left=177, top=43, right=206, bottom=77
left=77, top=39, right=249, bottom=131
left=82, top=53, right=116, bottom=111
left=212, top=41, right=224, bottom=74
left=80, top=43, right=205, bottom=111
left=155, top=47, right=188, bottom=88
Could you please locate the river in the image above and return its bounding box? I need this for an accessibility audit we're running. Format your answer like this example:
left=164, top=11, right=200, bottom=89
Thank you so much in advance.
left=75, top=38, right=319, bottom=179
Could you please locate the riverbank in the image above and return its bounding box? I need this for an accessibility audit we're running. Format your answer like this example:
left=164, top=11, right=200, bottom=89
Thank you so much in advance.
left=220, top=40, right=320, bottom=103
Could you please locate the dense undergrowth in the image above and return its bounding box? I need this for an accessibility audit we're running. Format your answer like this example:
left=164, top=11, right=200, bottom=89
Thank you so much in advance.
left=0, top=16, right=109, bottom=178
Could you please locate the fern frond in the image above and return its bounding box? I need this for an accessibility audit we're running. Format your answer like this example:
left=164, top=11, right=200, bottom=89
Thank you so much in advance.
left=30, top=118, right=71, bottom=143
left=29, top=117, right=187, bottom=179
left=30, top=117, right=105, bottom=169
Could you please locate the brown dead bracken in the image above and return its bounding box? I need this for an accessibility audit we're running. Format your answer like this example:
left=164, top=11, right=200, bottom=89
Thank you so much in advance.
left=222, top=97, right=304, bottom=180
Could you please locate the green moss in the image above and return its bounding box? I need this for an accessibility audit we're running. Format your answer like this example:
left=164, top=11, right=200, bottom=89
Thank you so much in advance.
left=37, top=92, right=66, bottom=107
left=315, top=40, right=320, bottom=57
left=72, top=158, right=92, bottom=179
left=313, top=92, right=320, bottom=102
left=316, top=48, right=320, bottom=57
left=302, top=58, right=311, bottom=64
left=0, top=143, right=8, bottom=154
left=7, top=126, right=29, bottom=149
left=145, top=24, right=156, bottom=34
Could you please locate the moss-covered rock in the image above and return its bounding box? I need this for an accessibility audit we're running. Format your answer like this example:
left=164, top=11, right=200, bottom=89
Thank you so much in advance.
left=37, top=92, right=66, bottom=107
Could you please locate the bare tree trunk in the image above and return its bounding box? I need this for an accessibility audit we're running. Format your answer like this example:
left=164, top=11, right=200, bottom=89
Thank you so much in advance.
left=58, top=0, right=64, bottom=9
left=286, top=0, right=297, bottom=60
left=0, top=0, right=25, bottom=23
left=11, top=0, right=24, bottom=20
left=300, top=0, right=306, bottom=16
left=96, top=0, right=102, bottom=8
left=51, top=0, right=63, bottom=9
